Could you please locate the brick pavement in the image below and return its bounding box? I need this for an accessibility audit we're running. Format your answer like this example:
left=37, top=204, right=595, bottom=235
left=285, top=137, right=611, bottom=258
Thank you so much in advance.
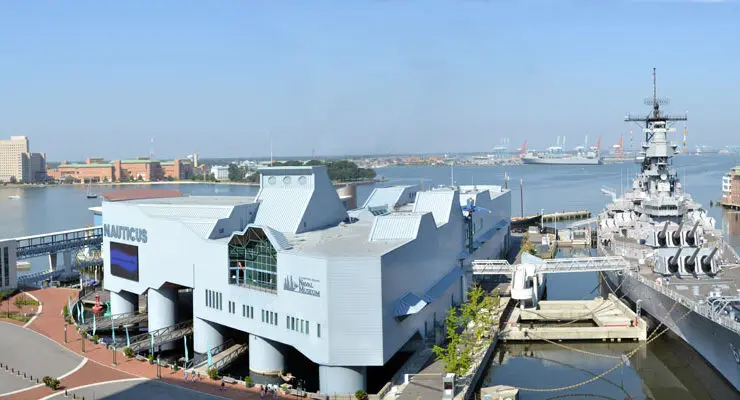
left=0, top=291, right=40, bottom=326
left=8, top=287, right=296, bottom=399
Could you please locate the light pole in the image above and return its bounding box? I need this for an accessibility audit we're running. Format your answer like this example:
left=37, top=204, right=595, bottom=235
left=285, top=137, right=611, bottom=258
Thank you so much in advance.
left=64, top=324, right=67, bottom=344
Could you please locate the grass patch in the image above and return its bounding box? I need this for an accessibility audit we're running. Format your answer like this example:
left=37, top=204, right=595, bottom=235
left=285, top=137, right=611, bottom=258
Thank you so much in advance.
left=0, top=311, right=31, bottom=323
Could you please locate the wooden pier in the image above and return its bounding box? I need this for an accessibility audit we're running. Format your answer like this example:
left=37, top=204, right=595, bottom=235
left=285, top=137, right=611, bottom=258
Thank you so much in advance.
left=501, top=294, right=647, bottom=342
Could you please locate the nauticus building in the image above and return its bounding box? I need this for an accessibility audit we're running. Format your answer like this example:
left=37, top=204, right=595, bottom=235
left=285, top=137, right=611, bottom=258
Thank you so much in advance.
left=102, top=166, right=511, bottom=393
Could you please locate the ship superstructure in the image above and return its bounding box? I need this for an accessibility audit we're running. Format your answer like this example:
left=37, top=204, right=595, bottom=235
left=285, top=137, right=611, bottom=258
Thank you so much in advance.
left=598, top=69, right=740, bottom=391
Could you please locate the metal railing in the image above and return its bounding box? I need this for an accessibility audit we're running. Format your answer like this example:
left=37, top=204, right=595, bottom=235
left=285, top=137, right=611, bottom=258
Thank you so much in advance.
left=14, top=226, right=103, bottom=259
left=81, top=312, right=147, bottom=332
left=211, top=343, right=248, bottom=372
left=187, top=339, right=235, bottom=368
left=472, top=256, right=632, bottom=275
left=127, top=320, right=193, bottom=353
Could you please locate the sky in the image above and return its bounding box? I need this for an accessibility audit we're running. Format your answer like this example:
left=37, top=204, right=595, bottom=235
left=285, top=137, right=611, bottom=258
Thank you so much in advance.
left=1, top=1, right=740, bottom=161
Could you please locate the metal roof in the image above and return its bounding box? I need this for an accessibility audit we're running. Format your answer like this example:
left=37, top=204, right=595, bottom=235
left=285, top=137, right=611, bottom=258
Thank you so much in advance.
left=369, top=214, right=422, bottom=241
left=363, top=186, right=418, bottom=209
left=253, top=189, right=313, bottom=233
left=393, top=292, right=428, bottom=317
left=423, top=267, right=462, bottom=303
left=413, top=190, right=456, bottom=227
left=101, top=189, right=183, bottom=202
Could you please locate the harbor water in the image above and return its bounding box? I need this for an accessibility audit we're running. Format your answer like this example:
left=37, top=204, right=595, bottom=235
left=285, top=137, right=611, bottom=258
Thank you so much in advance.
left=1, top=155, right=739, bottom=397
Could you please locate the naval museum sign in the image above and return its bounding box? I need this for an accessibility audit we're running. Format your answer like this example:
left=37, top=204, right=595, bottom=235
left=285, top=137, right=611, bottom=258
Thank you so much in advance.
left=283, top=275, right=320, bottom=297
left=104, top=224, right=148, bottom=244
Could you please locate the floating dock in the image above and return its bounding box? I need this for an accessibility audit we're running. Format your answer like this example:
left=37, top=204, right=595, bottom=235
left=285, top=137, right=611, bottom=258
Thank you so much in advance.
left=501, top=294, right=647, bottom=342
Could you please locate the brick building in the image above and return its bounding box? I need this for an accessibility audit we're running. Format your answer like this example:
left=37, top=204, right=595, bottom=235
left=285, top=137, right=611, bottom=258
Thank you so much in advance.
left=47, top=157, right=193, bottom=183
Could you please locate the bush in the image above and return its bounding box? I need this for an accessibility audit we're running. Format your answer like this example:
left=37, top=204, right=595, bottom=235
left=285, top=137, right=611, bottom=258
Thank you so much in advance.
left=147, top=353, right=154, bottom=364
left=244, top=376, right=252, bottom=387
left=207, top=367, right=218, bottom=380
left=92, top=335, right=99, bottom=343
left=42, top=376, right=60, bottom=390
left=123, top=347, right=134, bottom=358
left=62, top=305, right=69, bottom=317
left=355, top=390, right=368, bottom=400
left=80, top=331, right=87, bottom=339
left=173, top=364, right=179, bottom=372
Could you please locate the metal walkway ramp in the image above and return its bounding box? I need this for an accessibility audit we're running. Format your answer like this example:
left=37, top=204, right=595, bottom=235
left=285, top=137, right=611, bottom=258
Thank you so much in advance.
left=195, top=341, right=248, bottom=373
left=12, top=226, right=103, bottom=259
left=472, top=256, right=633, bottom=276
left=127, top=320, right=193, bottom=353
left=16, top=256, right=103, bottom=284
left=81, top=312, right=149, bottom=332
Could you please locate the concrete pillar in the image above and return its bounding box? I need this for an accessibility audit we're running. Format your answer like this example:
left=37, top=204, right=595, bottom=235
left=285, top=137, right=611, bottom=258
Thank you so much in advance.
left=319, top=365, right=367, bottom=394
left=110, top=290, right=138, bottom=316
left=62, top=250, right=73, bottom=275
left=194, top=317, right=224, bottom=354
left=248, top=335, right=285, bottom=375
left=48, top=253, right=57, bottom=272
left=148, top=287, right=178, bottom=351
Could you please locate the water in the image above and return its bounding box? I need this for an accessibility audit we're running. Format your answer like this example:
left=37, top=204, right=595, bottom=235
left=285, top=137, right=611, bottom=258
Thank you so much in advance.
left=1, top=155, right=739, bottom=397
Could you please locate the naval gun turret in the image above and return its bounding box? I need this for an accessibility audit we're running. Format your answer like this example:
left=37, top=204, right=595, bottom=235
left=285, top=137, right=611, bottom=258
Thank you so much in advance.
left=683, top=247, right=702, bottom=275
left=657, top=221, right=670, bottom=247
left=684, top=221, right=701, bottom=246
left=700, top=246, right=719, bottom=275
left=671, top=221, right=683, bottom=247
left=667, top=247, right=682, bottom=274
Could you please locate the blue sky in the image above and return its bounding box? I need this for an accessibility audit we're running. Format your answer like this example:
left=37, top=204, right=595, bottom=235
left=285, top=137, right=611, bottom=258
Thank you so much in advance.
left=1, top=1, right=739, bottom=161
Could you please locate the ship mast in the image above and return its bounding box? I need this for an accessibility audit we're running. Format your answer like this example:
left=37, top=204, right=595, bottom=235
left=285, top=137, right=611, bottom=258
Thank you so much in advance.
left=625, top=68, right=687, bottom=141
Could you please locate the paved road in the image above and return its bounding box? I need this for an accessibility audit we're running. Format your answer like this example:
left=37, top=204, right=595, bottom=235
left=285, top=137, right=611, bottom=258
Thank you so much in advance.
left=0, top=321, right=83, bottom=396
left=397, top=359, right=445, bottom=400
left=44, top=378, right=228, bottom=400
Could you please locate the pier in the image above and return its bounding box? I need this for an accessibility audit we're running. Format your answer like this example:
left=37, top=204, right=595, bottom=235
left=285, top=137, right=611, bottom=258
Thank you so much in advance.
left=501, top=294, right=647, bottom=342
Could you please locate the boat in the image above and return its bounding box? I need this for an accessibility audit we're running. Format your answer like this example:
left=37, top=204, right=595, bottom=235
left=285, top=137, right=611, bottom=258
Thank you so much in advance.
left=522, top=146, right=602, bottom=165
left=86, top=182, right=97, bottom=199
left=8, top=195, right=20, bottom=200
left=597, top=69, right=740, bottom=391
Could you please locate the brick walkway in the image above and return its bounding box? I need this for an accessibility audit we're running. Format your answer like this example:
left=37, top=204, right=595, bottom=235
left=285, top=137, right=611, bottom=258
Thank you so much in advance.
left=6, top=287, right=296, bottom=399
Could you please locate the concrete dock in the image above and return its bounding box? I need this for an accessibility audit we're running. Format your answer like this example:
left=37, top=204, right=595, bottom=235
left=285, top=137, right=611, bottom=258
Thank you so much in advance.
left=501, top=293, right=647, bottom=342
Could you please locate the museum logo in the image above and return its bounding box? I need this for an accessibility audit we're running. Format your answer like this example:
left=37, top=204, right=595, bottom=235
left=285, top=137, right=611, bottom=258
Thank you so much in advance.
left=283, top=275, right=320, bottom=297
left=104, top=224, right=148, bottom=244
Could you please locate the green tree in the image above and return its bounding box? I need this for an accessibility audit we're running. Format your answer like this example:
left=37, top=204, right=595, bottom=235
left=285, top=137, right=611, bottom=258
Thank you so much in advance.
left=228, top=164, right=245, bottom=181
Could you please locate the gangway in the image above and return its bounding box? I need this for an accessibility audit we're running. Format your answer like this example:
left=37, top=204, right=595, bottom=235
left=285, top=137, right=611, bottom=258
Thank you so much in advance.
left=194, top=341, right=248, bottom=373
left=127, top=320, right=193, bottom=353
left=472, top=256, right=633, bottom=276
left=188, top=339, right=235, bottom=368
left=81, top=312, right=149, bottom=332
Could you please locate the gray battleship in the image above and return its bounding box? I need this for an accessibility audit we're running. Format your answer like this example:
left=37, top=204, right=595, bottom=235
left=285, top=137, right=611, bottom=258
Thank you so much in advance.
left=522, top=146, right=602, bottom=165
left=597, top=69, right=740, bottom=391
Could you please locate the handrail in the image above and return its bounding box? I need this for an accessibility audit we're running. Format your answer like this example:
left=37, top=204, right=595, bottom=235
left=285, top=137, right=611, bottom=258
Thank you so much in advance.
left=188, top=339, right=235, bottom=368
left=127, top=320, right=193, bottom=352
left=211, top=343, right=248, bottom=371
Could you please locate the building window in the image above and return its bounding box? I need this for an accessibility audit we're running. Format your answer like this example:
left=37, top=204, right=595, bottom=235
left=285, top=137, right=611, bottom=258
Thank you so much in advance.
left=228, top=227, right=278, bottom=293
left=242, top=304, right=246, bottom=317
left=291, top=317, right=295, bottom=330
left=262, top=309, right=265, bottom=322
left=317, top=323, right=321, bottom=338
left=306, top=321, right=309, bottom=335
left=286, top=315, right=290, bottom=327
left=300, top=320, right=304, bottom=333
left=274, top=313, right=278, bottom=326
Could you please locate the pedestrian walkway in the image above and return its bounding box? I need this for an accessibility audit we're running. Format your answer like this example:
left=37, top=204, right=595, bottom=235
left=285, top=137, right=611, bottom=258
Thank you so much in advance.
left=5, top=287, right=296, bottom=399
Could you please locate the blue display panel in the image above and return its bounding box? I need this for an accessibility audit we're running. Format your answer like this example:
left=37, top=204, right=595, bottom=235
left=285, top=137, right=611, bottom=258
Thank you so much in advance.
left=110, top=241, right=139, bottom=282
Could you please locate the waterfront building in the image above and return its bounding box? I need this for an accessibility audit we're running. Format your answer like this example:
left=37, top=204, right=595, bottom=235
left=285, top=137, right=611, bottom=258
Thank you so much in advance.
left=721, top=166, right=740, bottom=208
left=101, top=165, right=511, bottom=393
left=0, top=136, right=46, bottom=183
left=0, top=240, right=17, bottom=290
left=211, top=165, right=230, bottom=181
left=47, top=157, right=193, bottom=183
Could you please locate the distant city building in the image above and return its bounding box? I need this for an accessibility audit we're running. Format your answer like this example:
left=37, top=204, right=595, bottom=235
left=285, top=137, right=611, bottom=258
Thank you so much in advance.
left=722, top=166, right=740, bottom=207
left=211, top=165, right=230, bottom=181
left=0, top=136, right=47, bottom=183
left=47, top=157, right=193, bottom=183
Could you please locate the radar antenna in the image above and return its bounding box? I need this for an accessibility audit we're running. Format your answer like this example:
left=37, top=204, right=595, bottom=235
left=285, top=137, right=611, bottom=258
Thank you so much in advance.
left=625, top=68, right=687, bottom=141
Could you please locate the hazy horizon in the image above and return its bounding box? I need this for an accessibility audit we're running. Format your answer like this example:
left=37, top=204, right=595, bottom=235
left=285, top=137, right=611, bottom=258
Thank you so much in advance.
left=2, top=1, right=740, bottom=161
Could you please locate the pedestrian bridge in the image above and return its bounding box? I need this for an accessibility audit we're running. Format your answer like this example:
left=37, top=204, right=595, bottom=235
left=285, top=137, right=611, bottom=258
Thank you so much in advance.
left=472, top=255, right=633, bottom=276
left=12, top=226, right=102, bottom=260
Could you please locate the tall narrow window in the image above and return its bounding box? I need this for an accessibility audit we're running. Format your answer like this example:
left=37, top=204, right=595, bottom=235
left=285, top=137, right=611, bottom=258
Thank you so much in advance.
left=242, top=304, right=246, bottom=317
left=274, top=313, right=278, bottom=326
left=306, top=321, right=309, bottom=335
left=317, top=323, right=321, bottom=338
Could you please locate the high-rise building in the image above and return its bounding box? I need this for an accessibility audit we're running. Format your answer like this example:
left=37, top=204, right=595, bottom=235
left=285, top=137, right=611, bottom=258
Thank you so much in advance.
left=0, top=136, right=30, bottom=182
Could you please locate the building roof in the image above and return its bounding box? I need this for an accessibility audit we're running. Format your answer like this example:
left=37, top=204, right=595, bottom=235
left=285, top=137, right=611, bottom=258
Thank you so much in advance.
left=58, top=163, right=114, bottom=168
left=120, top=159, right=158, bottom=164
left=101, top=189, right=183, bottom=202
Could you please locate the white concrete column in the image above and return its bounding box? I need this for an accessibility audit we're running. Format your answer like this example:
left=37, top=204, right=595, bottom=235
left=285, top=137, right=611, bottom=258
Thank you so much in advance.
left=110, top=290, right=138, bottom=316
left=62, top=250, right=73, bottom=275
left=148, top=287, right=178, bottom=351
left=48, top=252, right=57, bottom=271
left=248, top=335, right=285, bottom=375
left=319, top=365, right=367, bottom=394
left=194, top=317, right=224, bottom=354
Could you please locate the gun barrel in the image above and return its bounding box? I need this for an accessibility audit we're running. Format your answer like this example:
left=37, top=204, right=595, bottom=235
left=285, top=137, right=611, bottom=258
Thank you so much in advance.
left=659, top=221, right=669, bottom=239
left=690, top=221, right=700, bottom=237
left=687, top=247, right=701, bottom=265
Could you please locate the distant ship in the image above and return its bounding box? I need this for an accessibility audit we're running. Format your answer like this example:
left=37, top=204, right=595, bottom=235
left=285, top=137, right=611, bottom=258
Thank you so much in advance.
left=695, top=145, right=720, bottom=155
left=522, top=146, right=602, bottom=165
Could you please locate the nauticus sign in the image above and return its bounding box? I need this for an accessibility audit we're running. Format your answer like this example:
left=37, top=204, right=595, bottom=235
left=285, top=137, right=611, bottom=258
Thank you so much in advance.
left=104, top=224, right=148, bottom=244
left=283, top=275, right=320, bottom=297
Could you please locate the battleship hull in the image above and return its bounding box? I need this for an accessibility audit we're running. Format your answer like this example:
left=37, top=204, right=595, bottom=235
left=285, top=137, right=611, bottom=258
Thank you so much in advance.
left=521, top=156, right=602, bottom=165
left=604, top=270, right=740, bottom=391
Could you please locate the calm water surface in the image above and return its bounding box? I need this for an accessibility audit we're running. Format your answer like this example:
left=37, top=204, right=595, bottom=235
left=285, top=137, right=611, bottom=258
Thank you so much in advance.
left=1, top=155, right=739, bottom=398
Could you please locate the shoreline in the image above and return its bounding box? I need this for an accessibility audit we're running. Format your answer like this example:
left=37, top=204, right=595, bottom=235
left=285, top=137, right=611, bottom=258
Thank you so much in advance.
left=2, top=178, right=380, bottom=189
